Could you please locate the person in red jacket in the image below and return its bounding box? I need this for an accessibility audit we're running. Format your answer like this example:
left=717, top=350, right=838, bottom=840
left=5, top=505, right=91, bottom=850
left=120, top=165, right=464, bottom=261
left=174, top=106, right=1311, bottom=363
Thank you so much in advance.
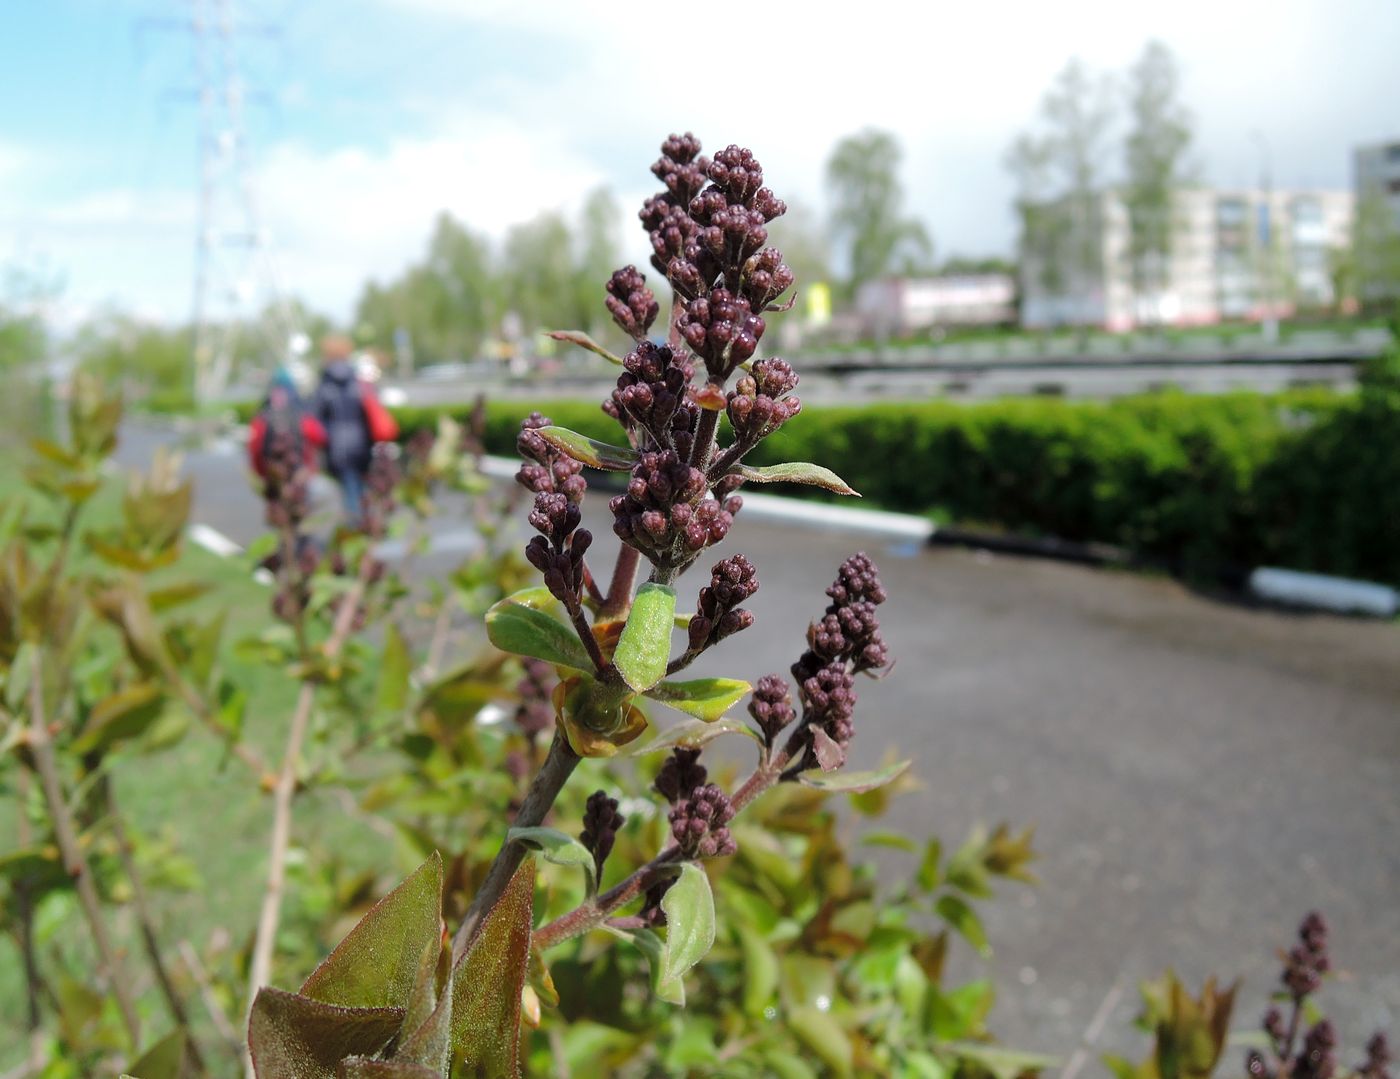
left=248, top=368, right=327, bottom=479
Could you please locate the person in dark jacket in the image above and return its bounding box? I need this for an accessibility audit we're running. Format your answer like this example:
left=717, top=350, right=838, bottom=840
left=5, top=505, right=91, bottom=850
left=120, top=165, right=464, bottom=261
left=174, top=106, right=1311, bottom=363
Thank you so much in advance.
left=312, top=335, right=375, bottom=524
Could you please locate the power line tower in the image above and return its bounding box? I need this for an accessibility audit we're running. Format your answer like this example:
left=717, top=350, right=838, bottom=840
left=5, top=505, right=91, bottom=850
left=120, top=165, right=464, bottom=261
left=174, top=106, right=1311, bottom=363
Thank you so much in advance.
left=153, top=0, right=296, bottom=402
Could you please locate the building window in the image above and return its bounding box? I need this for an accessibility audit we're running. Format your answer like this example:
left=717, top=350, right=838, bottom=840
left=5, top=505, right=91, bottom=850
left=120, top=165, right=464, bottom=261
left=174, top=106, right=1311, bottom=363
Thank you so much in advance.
left=1386, top=143, right=1400, bottom=163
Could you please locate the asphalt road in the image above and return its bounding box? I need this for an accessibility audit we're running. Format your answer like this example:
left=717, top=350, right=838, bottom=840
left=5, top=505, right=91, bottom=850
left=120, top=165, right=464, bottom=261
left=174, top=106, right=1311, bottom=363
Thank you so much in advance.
left=119, top=423, right=1400, bottom=1070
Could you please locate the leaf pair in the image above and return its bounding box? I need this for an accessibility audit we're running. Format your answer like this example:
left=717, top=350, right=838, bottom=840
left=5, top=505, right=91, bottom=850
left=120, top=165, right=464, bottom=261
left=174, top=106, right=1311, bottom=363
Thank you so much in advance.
left=247, top=853, right=537, bottom=1078
left=605, top=863, right=715, bottom=1005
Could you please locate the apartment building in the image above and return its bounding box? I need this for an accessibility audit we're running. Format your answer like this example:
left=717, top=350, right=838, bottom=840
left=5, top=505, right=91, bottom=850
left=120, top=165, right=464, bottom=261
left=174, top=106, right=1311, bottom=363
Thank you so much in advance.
left=1355, top=140, right=1400, bottom=225
left=1019, top=186, right=1353, bottom=330
left=855, top=274, right=1017, bottom=336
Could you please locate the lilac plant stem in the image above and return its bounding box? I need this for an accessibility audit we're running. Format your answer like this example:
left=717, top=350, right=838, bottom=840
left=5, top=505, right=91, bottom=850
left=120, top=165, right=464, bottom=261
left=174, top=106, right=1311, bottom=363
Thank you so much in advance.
left=532, top=750, right=789, bottom=951
left=452, top=730, right=581, bottom=960
left=601, top=544, right=640, bottom=620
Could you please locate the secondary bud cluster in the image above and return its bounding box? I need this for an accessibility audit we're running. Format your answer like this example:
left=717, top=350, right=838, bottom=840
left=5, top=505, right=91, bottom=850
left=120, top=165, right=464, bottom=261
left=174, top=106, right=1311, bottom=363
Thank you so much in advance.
left=668, top=782, right=737, bottom=859
left=608, top=341, right=697, bottom=450
left=517, top=413, right=592, bottom=609
left=610, top=450, right=738, bottom=567
left=677, top=288, right=766, bottom=382
left=260, top=430, right=311, bottom=533
left=580, top=790, right=625, bottom=880
left=654, top=747, right=707, bottom=804
left=1282, top=911, right=1330, bottom=1000
left=727, top=358, right=801, bottom=446
left=687, top=554, right=757, bottom=654
left=605, top=265, right=659, bottom=341
left=772, top=553, right=891, bottom=769
left=513, top=658, right=554, bottom=741
left=1359, top=1035, right=1391, bottom=1079
left=359, top=445, right=400, bottom=541
left=748, top=674, right=795, bottom=747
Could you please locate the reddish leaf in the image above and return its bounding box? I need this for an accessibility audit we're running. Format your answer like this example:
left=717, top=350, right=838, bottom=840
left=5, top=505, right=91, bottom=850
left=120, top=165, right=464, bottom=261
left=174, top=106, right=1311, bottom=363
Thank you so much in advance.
left=247, top=988, right=403, bottom=1079
left=450, top=857, right=536, bottom=1077
left=301, top=853, right=444, bottom=1011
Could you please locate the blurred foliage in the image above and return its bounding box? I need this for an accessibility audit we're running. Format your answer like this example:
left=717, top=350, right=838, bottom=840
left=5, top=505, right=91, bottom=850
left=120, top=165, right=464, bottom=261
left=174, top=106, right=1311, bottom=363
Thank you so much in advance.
left=1104, top=973, right=1237, bottom=1079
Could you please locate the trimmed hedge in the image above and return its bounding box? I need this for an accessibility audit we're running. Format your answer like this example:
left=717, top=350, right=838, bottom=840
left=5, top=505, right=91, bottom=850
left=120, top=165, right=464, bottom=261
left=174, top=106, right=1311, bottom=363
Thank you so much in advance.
left=236, top=386, right=1400, bottom=586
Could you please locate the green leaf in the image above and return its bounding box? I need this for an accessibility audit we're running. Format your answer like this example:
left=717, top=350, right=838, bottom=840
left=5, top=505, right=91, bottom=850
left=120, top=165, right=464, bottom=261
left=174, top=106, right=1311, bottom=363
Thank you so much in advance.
left=451, top=857, right=535, bottom=1076
left=644, top=677, right=753, bottom=722
left=917, top=838, right=943, bottom=891
left=544, top=329, right=625, bottom=365
left=535, top=426, right=640, bottom=471
left=734, top=461, right=860, bottom=496
left=658, top=863, right=715, bottom=1002
left=928, top=980, right=996, bottom=1041
left=763, top=1050, right=822, bottom=1079
left=124, top=1029, right=186, bottom=1079
left=738, top=924, right=779, bottom=1017
left=485, top=588, right=594, bottom=673
left=507, top=827, right=596, bottom=892
left=247, top=988, right=404, bottom=1079
left=790, top=1006, right=854, bottom=1078
left=935, top=894, right=991, bottom=957
left=246, top=532, right=279, bottom=565
left=301, top=853, right=443, bottom=1011
left=861, top=831, right=920, bottom=853
left=612, top=583, right=675, bottom=691
left=30, top=437, right=80, bottom=468
left=796, top=759, right=911, bottom=793
left=375, top=623, right=412, bottom=715
left=73, top=682, right=166, bottom=755
left=146, top=580, right=211, bottom=612
left=945, top=1043, right=1058, bottom=1079
left=626, top=715, right=761, bottom=756
left=605, top=925, right=682, bottom=1005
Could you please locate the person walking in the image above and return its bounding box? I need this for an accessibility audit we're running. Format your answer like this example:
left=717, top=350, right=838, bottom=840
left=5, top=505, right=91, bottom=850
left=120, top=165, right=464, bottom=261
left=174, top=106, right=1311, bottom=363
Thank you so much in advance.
left=248, top=367, right=326, bottom=479
left=311, top=336, right=398, bottom=525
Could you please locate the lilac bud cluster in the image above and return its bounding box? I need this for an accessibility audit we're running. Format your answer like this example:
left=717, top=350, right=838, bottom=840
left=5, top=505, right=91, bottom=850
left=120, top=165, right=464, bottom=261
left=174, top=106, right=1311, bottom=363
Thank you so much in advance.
left=726, top=358, right=802, bottom=447
left=747, top=674, right=795, bottom=747
left=513, top=658, right=554, bottom=741
left=517, top=413, right=593, bottom=609
left=607, top=341, right=697, bottom=450
left=687, top=554, right=757, bottom=654
left=654, top=747, right=707, bottom=804
left=260, top=430, right=311, bottom=533
left=609, top=450, right=739, bottom=568
left=580, top=790, right=626, bottom=880
left=1360, top=1035, right=1392, bottom=1079
left=605, top=266, right=659, bottom=342
left=359, top=444, right=400, bottom=540
left=634, top=134, right=794, bottom=386
left=1282, top=911, right=1330, bottom=1000
left=762, top=553, right=890, bottom=770
left=668, top=782, right=737, bottom=859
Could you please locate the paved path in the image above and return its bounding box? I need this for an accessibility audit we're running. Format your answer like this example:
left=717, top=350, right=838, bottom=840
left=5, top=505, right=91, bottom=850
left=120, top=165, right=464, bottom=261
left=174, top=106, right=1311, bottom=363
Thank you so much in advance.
left=121, top=424, right=1400, bottom=1068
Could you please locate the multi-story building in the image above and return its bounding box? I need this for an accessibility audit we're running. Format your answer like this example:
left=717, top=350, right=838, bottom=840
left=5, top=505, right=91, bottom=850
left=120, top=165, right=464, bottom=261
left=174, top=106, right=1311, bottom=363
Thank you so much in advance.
left=1355, top=141, right=1400, bottom=226
left=1019, top=186, right=1354, bottom=330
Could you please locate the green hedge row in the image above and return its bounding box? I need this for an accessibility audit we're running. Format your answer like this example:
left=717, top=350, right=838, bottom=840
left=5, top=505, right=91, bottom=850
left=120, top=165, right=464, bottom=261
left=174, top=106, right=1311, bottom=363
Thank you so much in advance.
left=237, top=386, right=1400, bottom=585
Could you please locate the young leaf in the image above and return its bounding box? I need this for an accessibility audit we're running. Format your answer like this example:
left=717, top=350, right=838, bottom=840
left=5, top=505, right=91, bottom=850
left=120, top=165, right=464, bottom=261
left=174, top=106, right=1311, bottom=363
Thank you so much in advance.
left=644, top=677, right=754, bottom=722
left=147, top=580, right=212, bottom=612
left=810, top=727, right=846, bottom=771
left=545, top=329, right=624, bottom=365
left=626, top=715, right=761, bottom=756
left=451, top=857, right=535, bottom=1077
left=507, top=827, right=596, bottom=892
left=375, top=623, right=412, bottom=715
left=738, top=925, right=780, bottom=1017
left=796, top=759, right=911, bottom=793
left=659, top=863, right=715, bottom=1000
left=73, top=682, right=166, bottom=755
left=247, top=988, right=404, bottom=1079
left=123, top=1029, right=187, bottom=1079
left=789, top=1006, right=854, bottom=1078
left=917, top=838, right=943, bottom=891
left=733, top=462, right=860, bottom=497
left=944, top=1043, right=1059, bottom=1079
left=935, top=894, right=991, bottom=957
left=301, top=853, right=444, bottom=1011
left=604, top=925, right=682, bottom=1005
left=535, top=426, right=640, bottom=471
left=612, top=583, right=675, bottom=691
left=486, top=589, right=594, bottom=673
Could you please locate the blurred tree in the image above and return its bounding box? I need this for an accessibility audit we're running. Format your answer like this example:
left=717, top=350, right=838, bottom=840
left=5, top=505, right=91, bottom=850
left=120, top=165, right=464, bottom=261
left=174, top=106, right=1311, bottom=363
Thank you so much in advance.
left=571, top=187, right=621, bottom=338
left=766, top=199, right=832, bottom=294
left=1006, top=59, right=1116, bottom=309
left=825, top=129, right=933, bottom=296
left=76, top=316, right=193, bottom=410
left=0, top=265, right=53, bottom=372
left=1123, top=40, right=1194, bottom=313
left=501, top=211, right=576, bottom=342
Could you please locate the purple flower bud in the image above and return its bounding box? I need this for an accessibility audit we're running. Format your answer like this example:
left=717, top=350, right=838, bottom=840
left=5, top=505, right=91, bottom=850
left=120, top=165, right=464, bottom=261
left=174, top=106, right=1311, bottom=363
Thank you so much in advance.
left=655, top=747, right=708, bottom=804
left=748, top=674, right=795, bottom=745
left=580, top=790, right=626, bottom=880
left=668, top=782, right=737, bottom=859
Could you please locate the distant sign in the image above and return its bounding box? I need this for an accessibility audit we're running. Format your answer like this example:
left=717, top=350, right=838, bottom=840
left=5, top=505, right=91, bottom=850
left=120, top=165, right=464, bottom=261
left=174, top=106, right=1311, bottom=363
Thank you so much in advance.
left=807, top=281, right=831, bottom=326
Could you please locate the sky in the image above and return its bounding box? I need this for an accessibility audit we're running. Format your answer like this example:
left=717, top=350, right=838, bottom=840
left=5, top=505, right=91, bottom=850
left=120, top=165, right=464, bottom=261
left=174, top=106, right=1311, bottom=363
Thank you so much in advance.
left=1, top=0, right=1397, bottom=328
